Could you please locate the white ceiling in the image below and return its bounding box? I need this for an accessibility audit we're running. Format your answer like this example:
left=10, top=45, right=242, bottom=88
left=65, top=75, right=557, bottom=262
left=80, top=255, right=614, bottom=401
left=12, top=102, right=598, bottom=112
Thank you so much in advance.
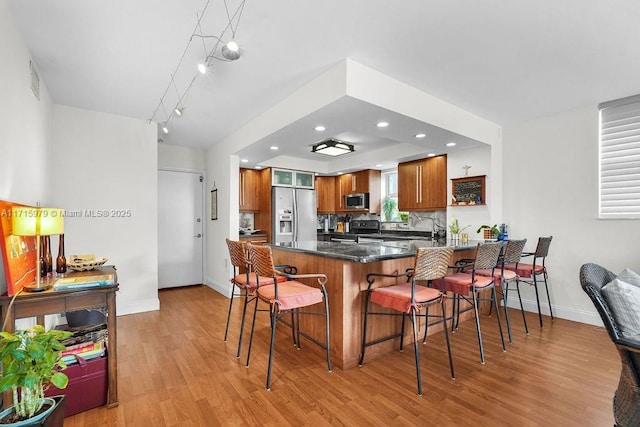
left=9, top=0, right=640, bottom=172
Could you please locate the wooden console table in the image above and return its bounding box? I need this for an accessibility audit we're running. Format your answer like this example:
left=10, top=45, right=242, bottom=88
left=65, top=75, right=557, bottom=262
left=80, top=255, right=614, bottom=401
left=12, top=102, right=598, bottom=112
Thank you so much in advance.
left=0, top=266, right=119, bottom=409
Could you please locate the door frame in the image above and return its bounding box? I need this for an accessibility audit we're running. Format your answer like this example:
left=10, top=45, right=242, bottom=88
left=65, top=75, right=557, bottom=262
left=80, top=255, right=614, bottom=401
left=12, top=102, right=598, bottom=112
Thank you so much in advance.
left=158, top=167, right=206, bottom=286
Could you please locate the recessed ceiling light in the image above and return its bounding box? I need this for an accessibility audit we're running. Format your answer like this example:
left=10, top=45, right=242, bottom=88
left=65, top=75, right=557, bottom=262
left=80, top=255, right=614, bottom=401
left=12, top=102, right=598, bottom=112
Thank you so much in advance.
left=241, top=159, right=248, bottom=163
left=427, top=153, right=436, bottom=157
left=376, top=121, right=389, bottom=128
left=270, top=146, right=279, bottom=150
left=375, top=164, right=383, bottom=168
left=446, top=142, right=456, bottom=147
left=255, top=166, right=263, bottom=169
left=414, top=133, right=426, bottom=138
left=315, top=125, right=326, bottom=132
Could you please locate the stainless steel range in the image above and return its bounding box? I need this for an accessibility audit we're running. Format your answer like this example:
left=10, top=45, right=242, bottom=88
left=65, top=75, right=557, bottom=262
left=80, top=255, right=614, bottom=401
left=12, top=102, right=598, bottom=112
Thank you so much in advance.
left=349, top=220, right=380, bottom=234
left=349, top=220, right=383, bottom=243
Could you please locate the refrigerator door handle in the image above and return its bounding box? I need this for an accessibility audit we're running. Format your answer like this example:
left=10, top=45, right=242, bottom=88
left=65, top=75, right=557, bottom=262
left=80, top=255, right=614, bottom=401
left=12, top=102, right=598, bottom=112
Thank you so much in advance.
left=293, top=189, right=298, bottom=241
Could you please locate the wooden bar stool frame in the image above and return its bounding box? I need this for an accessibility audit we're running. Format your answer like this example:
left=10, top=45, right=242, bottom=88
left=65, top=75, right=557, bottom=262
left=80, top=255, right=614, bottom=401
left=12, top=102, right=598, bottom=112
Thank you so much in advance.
left=359, top=246, right=455, bottom=396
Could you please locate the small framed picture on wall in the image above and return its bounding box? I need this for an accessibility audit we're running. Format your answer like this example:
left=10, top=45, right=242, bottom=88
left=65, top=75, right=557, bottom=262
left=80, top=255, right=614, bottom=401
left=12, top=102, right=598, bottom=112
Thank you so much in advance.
left=211, top=189, right=218, bottom=220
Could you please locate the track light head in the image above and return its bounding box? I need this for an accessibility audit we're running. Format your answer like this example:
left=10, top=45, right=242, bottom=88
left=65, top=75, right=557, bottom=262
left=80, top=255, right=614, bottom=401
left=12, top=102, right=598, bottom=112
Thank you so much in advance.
left=221, top=40, right=241, bottom=60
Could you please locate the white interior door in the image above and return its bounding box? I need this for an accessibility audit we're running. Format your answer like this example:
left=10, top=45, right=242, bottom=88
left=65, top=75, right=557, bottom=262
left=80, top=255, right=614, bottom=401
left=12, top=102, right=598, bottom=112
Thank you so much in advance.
left=158, top=170, right=204, bottom=288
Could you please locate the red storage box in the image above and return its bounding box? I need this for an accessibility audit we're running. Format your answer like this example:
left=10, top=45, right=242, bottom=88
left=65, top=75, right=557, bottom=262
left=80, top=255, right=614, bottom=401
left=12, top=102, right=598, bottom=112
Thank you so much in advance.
left=45, top=355, right=108, bottom=417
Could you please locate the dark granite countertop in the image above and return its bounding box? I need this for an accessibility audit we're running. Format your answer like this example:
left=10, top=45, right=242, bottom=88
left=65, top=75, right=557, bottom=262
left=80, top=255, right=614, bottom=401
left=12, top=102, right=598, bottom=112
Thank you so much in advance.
left=239, top=233, right=267, bottom=238
left=317, top=230, right=434, bottom=241
left=270, top=239, right=483, bottom=263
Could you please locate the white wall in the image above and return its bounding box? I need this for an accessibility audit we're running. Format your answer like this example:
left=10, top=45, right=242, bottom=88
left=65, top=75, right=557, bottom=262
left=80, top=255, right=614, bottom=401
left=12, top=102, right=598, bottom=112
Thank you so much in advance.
left=0, top=0, right=53, bottom=204
left=51, top=105, right=159, bottom=315
left=447, top=146, right=495, bottom=237
left=503, top=105, right=640, bottom=325
left=158, top=143, right=205, bottom=171
left=0, top=1, right=54, bottom=294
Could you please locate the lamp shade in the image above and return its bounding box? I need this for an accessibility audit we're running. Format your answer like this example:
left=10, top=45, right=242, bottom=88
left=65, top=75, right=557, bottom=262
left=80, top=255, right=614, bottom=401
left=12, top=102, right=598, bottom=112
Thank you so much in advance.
left=12, top=207, right=64, bottom=236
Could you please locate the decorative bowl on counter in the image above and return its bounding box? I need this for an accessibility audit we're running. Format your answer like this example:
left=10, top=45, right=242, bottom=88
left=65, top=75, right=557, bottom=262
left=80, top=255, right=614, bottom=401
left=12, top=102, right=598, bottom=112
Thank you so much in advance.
left=239, top=228, right=261, bottom=235
left=67, top=255, right=108, bottom=271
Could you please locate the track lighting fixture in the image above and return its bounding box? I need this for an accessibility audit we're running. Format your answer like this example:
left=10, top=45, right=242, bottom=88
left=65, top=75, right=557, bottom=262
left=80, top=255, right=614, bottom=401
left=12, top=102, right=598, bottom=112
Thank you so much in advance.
left=149, top=0, right=247, bottom=133
left=221, top=40, right=241, bottom=60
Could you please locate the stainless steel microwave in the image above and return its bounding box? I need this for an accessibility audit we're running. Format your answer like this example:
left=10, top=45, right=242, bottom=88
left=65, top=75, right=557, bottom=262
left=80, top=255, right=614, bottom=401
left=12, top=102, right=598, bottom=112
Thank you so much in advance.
left=345, top=193, right=369, bottom=210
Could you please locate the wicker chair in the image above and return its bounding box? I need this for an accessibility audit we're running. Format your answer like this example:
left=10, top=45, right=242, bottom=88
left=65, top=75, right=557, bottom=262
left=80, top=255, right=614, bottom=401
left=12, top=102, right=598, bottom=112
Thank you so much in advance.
left=504, top=236, right=553, bottom=328
left=245, top=243, right=331, bottom=391
left=223, top=239, right=286, bottom=358
left=476, top=238, right=528, bottom=342
left=359, top=246, right=455, bottom=396
left=444, top=242, right=506, bottom=364
left=580, top=263, right=640, bottom=427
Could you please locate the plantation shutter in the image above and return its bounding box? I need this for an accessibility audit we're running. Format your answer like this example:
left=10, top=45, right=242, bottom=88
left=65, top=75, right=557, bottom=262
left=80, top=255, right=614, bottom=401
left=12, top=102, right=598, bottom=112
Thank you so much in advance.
left=598, top=94, right=640, bottom=217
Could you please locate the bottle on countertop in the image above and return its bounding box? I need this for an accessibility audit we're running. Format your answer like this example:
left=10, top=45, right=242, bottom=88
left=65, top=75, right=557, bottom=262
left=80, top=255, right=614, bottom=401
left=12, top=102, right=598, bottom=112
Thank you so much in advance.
left=56, top=233, right=66, bottom=274
left=43, top=235, right=53, bottom=275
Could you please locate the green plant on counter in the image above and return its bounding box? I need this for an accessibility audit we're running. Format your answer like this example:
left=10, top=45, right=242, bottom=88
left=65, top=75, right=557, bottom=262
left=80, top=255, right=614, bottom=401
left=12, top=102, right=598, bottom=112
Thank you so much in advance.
left=449, top=217, right=469, bottom=234
left=382, top=197, right=397, bottom=221
left=0, top=325, right=72, bottom=421
left=398, top=212, right=409, bottom=222
left=476, top=224, right=500, bottom=235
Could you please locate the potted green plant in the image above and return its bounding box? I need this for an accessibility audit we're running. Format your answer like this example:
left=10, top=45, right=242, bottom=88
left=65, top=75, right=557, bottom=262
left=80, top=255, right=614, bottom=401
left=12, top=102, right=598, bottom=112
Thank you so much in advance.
left=0, top=325, right=72, bottom=425
left=477, top=224, right=500, bottom=241
left=382, top=197, right=397, bottom=222
left=449, top=217, right=470, bottom=241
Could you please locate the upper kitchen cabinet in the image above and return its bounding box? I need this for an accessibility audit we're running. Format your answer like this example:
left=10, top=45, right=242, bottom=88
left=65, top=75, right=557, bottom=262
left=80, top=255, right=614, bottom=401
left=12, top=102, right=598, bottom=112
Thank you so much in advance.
left=315, top=176, right=336, bottom=214
left=398, top=155, right=447, bottom=211
left=272, top=168, right=314, bottom=189
left=239, top=168, right=261, bottom=212
left=335, top=169, right=381, bottom=213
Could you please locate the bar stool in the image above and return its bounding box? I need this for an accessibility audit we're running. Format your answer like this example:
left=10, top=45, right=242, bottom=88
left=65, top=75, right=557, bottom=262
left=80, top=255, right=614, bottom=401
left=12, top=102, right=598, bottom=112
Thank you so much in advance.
left=223, top=239, right=285, bottom=358
left=504, top=236, right=553, bottom=330
left=359, top=246, right=455, bottom=396
left=444, top=242, right=505, bottom=364
left=475, top=239, right=527, bottom=342
left=245, top=243, right=332, bottom=391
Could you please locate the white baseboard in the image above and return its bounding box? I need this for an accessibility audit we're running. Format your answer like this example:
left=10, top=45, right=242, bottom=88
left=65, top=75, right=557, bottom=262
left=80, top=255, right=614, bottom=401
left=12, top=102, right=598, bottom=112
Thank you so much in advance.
left=116, top=297, right=160, bottom=316
left=205, top=276, right=232, bottom=298
left=504, top=298, right=603, bottom=327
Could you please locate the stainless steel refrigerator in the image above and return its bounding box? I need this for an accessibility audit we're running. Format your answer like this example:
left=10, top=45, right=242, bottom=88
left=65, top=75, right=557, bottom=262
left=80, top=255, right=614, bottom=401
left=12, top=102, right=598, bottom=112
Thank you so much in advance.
left=272, top=186, right=317, bottom=243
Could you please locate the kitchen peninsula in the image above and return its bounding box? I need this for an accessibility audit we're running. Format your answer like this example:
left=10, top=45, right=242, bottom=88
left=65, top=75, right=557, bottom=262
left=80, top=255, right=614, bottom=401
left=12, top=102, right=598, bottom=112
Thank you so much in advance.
left=268, top=239, right=480, bottom=369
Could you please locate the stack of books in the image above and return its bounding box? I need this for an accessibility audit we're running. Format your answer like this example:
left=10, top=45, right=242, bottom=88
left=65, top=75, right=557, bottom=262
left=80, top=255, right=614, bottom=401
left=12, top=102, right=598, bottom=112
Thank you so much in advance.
left=61, top=339, right=106, bottom=365
left=53, top=273, right=115, bottom=291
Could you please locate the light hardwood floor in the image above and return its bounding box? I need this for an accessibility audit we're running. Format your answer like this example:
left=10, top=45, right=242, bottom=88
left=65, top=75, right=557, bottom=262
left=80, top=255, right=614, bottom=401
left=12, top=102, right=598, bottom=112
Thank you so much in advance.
left=65, top=285, right=618, bottom=426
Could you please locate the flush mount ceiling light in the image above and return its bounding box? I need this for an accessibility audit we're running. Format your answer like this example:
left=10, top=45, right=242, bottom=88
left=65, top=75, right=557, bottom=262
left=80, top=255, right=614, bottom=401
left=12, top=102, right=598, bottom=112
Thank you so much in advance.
left=311, top=139, right=355, bottom=157
left=270, top=146, right=279, bottom=150
left=314, top=125, right=326, bottom=132
left=221, top=40, right=241, bottom=60
left=377, top=121, right=389, bottom=128
left=414, top=133, right=426, bottom=138
left=446, top=142, right=456, bottom=147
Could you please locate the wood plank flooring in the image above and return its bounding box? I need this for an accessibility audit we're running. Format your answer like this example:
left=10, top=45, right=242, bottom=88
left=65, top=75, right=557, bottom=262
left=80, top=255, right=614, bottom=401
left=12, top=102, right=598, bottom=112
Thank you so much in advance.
left=64, top=285, right=619, bottom=426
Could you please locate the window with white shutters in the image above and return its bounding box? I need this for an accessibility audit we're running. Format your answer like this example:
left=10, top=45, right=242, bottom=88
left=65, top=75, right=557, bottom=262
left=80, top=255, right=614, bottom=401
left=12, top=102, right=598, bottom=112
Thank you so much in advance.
left=598, top=94, right=640, bottom=218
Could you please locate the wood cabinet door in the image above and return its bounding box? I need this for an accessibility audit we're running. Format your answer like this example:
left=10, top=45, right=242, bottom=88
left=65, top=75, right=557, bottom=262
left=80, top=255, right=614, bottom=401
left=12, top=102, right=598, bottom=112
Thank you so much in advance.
left=315, top=176, right=336, bottom=213
left=335, top=174, right=352, bottom=211
left=239, top=168, right=261, bottom=212
left=398, top=160, right=419, bottom=210
left=353, top=170, right=369, bottom=193
left=422, top=155, right=447, bottom=209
